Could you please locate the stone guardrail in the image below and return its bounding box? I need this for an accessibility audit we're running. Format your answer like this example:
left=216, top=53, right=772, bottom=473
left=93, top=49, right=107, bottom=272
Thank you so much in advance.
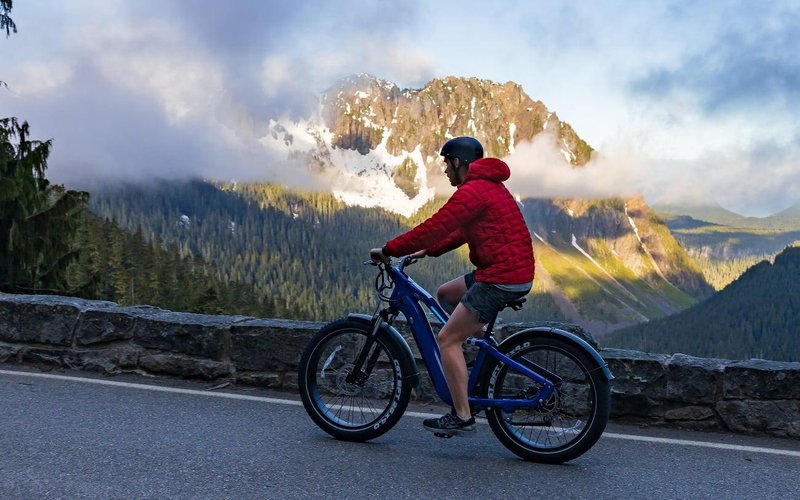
left=1, top=293, right=798, bottom=438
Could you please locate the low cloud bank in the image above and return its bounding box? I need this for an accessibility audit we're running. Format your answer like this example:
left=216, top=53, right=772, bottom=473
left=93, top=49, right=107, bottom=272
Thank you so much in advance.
left=503, top=134, right=799, bottom=217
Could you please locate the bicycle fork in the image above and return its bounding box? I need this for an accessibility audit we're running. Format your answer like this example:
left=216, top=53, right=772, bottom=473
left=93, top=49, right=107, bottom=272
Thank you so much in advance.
left=345, top=309, right=395, bottom=386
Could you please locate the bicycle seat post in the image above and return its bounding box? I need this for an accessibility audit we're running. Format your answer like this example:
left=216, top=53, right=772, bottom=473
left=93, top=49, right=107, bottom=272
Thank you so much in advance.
left=484, top=313, right=498, bottom=339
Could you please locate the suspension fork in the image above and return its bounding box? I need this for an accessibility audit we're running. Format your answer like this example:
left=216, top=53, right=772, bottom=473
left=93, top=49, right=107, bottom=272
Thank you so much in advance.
left=345, top=308, right=396, bottom=385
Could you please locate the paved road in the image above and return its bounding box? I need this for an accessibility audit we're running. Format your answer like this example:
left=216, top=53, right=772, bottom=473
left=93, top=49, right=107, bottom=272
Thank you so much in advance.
left=1, top=365, right=799, bottom=499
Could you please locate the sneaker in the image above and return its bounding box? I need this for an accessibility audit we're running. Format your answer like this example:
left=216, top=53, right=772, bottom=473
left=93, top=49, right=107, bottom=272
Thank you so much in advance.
left=423, top=413, right=476, bottom=437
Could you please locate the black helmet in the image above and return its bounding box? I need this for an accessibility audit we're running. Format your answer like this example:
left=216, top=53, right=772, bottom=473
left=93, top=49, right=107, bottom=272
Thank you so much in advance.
left=440, top=136, right=484, bottom=166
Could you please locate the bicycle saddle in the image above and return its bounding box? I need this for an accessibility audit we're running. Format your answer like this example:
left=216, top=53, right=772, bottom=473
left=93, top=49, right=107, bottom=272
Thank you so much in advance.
left=502, top=297, right=527, bottom=311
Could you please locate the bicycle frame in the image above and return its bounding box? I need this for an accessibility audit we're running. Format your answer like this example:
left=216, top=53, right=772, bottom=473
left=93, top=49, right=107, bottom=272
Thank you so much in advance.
left=371, top=262, right=556, bottom=411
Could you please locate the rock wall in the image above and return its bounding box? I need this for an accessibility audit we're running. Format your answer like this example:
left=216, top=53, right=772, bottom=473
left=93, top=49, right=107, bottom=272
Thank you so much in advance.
left=1, top=293, right=798, bottom=438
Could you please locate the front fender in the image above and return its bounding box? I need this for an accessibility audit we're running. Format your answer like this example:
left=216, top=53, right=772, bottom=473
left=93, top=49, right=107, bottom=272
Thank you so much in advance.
left=347, top=313, right=421, bottom=389
left=502, top=327, right=615, bottom=382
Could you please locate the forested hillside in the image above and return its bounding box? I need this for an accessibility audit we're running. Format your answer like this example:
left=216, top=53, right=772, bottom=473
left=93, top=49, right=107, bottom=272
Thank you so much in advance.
left=88, top=180, right=565, bottom=323
left=519, top=197, right=709, bottom=334
left=65, top=210, right=277, bottom=317
left=659, top=213, right=800, bottom=290
left=604, top=245, right=800, bottom=361
left=88, top=179, right=720, bottom=332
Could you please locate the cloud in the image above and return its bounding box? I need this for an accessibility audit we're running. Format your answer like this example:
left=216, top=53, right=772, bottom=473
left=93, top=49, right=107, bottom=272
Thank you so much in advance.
left=3, top=59, right=326, bottom=193
left=699, top=137, right=800, bottom=215
left=638, top=141, right=800, bottom=217
left=5, top=60, right=74, bottom=96
left=504, top=132, right=799, bottom=217
left=504, top=133, right=645, bottom=200
left=2, top=0, right=797, bottom=217
left=154, top=0, right=428, bottom=114
left=342, top=37, right=435, bottom=87
left=629, top=2, right=800, bottom=115
left=0, top=0, right=429, bottom=189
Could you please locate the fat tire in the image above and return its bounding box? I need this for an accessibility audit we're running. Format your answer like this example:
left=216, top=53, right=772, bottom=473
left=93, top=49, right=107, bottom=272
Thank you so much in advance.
left=298, top=318, right=413, bottom=442
left=481, top=334, right=610, bottom=463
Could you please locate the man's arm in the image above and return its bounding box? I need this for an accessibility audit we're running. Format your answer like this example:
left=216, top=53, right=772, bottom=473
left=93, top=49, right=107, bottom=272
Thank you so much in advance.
left=426, top=228, right=466, bottom=257
left=383, top=185, right=483, bottom=257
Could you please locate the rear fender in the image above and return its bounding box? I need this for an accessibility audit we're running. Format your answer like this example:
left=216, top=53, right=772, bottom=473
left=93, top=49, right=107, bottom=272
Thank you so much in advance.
left=501, top=327, right=614, bottom=382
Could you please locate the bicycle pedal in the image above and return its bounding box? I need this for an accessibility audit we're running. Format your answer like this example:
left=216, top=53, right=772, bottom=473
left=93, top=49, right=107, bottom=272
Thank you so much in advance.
left=433, top=432, right=453, bottom=439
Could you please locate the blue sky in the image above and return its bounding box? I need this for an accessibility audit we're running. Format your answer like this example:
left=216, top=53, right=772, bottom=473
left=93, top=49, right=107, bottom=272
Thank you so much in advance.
left=2, top=0, right=799, bottom=216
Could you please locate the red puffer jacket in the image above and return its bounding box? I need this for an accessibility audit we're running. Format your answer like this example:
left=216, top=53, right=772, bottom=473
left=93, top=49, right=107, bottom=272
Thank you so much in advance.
left=384, top=157, right=535, bottom=284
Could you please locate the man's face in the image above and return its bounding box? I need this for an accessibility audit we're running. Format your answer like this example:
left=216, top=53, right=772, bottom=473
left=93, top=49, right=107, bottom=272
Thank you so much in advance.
left=443, top=156, right=460, bottom=187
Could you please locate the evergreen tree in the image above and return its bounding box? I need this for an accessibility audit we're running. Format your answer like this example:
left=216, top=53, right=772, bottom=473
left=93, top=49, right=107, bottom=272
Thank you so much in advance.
left=0, top=118, right=88, bottom=292
left=0, top=0, right=14, bottom=37
left=605, top=245, right=800, bottom=361
left=1, top=0, right=16, bottom=89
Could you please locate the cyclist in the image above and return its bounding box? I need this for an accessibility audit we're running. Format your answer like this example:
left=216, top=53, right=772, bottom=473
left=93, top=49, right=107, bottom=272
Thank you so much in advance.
left=370, top=136, right=535, bottom=436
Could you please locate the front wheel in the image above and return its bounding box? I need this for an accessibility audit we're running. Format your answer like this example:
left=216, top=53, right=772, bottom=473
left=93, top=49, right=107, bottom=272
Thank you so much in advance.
left=298, top=318, right=413, bottom=442
left=481, top=335, right=610, bottom=463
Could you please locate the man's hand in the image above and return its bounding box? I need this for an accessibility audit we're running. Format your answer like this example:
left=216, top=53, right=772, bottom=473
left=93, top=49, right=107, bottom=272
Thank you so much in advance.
left=370, top=247, right=389, bottom=264
left=409, top=249, right=427, bottom=260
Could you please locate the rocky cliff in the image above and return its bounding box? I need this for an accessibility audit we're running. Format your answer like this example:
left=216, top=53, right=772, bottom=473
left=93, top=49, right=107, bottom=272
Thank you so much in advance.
left=521, top=196, right=713, bottom=334
left=323, top=74, right=592, bottom=167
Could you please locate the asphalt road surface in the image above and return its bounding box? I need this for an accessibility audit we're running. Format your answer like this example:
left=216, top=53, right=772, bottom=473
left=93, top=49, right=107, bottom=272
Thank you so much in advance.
left=1, top=365, right=798, bottom=499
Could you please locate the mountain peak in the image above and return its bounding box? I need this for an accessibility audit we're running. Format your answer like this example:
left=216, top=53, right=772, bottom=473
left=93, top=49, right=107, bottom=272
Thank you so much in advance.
left=322, top=74, right=593, bottom=163
left=325, top=73, right=399, bottom=96
left=655, top=201, right=800, bottom=231
left=774, top=202, right=800, bottom=217
left=264, top=74, right=594, bottom=216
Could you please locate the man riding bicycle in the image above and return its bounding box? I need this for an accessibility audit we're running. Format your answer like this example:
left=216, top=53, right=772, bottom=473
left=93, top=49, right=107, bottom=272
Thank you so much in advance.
left=370, top=136, right=535, bottom=436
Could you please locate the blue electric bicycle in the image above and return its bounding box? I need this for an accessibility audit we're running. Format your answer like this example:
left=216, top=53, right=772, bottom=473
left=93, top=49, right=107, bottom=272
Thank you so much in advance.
left=298, top=256, right=613, bottom=463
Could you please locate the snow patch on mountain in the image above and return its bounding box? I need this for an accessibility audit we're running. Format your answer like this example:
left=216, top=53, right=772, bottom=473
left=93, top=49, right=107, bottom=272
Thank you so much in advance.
left=260, top=118, right=434, bottom=217
left=329, top=129, right=434, bottom=217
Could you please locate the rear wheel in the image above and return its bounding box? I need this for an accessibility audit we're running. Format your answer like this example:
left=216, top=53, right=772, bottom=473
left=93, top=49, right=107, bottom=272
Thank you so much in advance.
left=482, top=335, right=610, bottom=463
left=298, top=318, right=412, bottom=441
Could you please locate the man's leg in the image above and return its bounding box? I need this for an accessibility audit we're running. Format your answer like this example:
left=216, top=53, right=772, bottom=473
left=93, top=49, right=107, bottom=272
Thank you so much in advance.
left=437, top=275, right=468, bottom=314
left=438, top=303, right=484, bottom=420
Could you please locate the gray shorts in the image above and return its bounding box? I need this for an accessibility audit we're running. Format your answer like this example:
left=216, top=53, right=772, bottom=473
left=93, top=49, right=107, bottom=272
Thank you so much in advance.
left=461, top=272, right=531, bottom=324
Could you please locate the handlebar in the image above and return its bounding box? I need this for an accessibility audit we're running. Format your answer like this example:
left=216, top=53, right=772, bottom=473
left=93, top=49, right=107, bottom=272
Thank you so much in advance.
left=363, top=254, right=419, bottom=272
left=363, top=254, right=419, bottom=301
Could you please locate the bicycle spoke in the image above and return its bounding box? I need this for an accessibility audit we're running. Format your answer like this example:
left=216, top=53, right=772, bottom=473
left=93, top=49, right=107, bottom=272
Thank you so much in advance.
left=307, top=329, right=402, bottom=429
left=494, top=344, right=594, bottom=450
